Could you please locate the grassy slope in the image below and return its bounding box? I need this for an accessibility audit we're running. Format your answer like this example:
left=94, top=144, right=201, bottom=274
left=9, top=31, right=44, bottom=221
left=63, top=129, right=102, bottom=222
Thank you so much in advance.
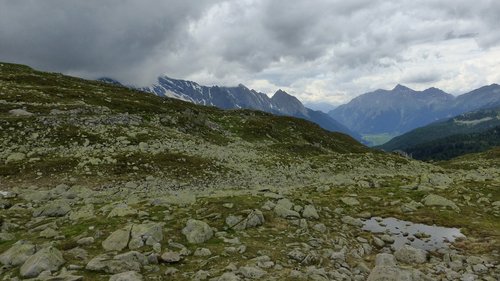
left=0, top=62, right=369, bottom=186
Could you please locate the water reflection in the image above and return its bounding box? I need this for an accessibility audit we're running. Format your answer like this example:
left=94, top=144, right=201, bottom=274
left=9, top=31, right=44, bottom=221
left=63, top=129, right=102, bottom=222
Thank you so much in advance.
left=362, top=217, right=465, bottom=251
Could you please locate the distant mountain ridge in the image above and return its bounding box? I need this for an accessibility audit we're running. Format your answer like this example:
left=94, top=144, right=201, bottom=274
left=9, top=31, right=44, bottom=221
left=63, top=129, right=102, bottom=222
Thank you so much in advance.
left=329, top=83, right=500, bottom=137
left=100, top=76, right=362, bottom=141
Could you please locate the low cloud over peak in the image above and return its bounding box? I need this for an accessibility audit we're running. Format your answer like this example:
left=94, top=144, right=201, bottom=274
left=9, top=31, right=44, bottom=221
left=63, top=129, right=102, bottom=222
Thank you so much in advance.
left=1, top=0, right=499, bottom=104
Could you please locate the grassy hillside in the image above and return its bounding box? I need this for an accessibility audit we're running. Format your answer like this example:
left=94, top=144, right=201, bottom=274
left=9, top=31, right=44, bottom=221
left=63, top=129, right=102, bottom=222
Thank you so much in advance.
left=0, top=62, right=375, bottom=187
left=379, top=107, right=500, bottom=160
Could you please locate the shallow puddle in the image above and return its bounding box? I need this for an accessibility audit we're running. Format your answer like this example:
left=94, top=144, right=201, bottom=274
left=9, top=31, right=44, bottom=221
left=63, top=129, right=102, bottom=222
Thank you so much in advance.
left=362, top=217, right=465, bottom=251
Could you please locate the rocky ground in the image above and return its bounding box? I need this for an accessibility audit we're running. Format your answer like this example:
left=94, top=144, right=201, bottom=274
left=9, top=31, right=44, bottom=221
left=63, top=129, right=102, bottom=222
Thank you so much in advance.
left=0, top=63, right=499, bottom=280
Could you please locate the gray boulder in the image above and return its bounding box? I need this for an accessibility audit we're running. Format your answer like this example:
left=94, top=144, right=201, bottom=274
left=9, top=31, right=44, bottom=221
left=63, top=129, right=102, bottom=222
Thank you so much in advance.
left=182, top=219, right=213, bottom=244
left=33, top=200, right=71, bottom=217
left=226, top=210, right=265, bottom=230
left=9, top=108, right=33, bottom=116
left=128, top=223, right=163, bottom=249
left=0, top=240, right=36, bottom=266
left=86, top=254, right=141, bottom=274
left=302, top=205, right=319, bottom=219
left=394, top=245, right=427, bottom=264
left=341, top=215, right=363, bottom=227
left=422, top=194, right=459, bottom=211
left=367, top=253, right=412, bottom=281
left=102, top=225, right=132, bottom=252
left=69, top=204, right=95, bottom=221
left=20, top=246, right=65, bottom=278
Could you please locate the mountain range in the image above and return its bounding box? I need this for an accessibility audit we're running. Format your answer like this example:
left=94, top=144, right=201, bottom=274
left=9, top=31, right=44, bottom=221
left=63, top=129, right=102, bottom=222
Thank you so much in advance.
left=329, top=84, right=500, bottom=138
left=100, top=76, right=363, bottom=141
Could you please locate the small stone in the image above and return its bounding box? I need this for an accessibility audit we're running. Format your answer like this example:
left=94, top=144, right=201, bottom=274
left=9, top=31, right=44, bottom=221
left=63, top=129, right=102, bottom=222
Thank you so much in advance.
left=341, top=215, right=363, bottom=227
left=194, top=248, right=212, bottom=257
left=341, top=197, right=360, bottom=206
left=77, top=237, right=95, bottom=246
left=161, top=251, right=181, bottom=263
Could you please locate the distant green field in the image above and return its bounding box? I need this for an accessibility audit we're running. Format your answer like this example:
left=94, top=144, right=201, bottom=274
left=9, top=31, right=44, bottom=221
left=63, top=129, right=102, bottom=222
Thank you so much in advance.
left=362, top=133, right=398, bottom=146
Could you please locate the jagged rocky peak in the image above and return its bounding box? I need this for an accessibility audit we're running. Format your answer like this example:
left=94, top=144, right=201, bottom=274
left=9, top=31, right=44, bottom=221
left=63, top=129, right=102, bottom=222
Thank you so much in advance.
left=392, top=84, right=414, bottom=92
left=271, top=89, right=308, bottom=116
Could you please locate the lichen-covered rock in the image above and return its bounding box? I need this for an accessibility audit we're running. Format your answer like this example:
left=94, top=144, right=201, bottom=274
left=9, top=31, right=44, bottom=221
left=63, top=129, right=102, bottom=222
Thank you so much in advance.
left=20, top=246, right=65, bottom=278
left=33, top=200, right=71, bottom=217
left=102, top=225, right=132, bottom=252
left=302, top=204, right=319, bottom=219
left=69, top=204, right=95, bottom=221
left=5, top=152, right=26, bottom=163
left=422, top=194, right=459, bottom=211
left=86, top=254, right=141, bottom=274
left=0, top=240, right=36, bottom=266
left=226, top=210, right=265, bottom=230
left=128, top=222, right=164, bottom=249
left=182, top=219, right=213, bottom=244
left=341, top=215, right=363, bottom=227
left=108, top=203, right=137, bottom=218
left=394, top=245, right=427, bottom=264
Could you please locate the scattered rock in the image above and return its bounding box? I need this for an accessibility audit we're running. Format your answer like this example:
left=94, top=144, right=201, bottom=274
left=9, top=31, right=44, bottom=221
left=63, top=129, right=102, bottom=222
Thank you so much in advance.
left=33, top=200, right=71, bottom=217
left=161, top=251, right=181, bottom=263
left=238, top=266, right=267, bottom=279
left=9, top=108, right=33, bottom=116
left=20, top=246, right=65, bottom=278
left=182, top=219, right=213, bottom=244
left=302, top=204, right=320, bottom=219
left=108, top=204, right=137, bottom=218
left=394, top=245, right=427, bottom=264
left=102, top=225, right=132, bottom=252
left=422, top=194, right=459, bottom=211
left=129, top=222, right=164, bottom=249
left=341, top=215, right=363, bottom=227
left=0, top=240, right=36, bottom=266
left=5, top=152, right=26, bottom=163
left=341, top=197, right=360, bottom=206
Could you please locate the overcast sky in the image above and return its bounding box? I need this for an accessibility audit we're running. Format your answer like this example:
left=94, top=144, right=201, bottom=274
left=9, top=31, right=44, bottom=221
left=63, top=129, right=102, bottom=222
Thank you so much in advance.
left=1, top=0, right=499, bottom=107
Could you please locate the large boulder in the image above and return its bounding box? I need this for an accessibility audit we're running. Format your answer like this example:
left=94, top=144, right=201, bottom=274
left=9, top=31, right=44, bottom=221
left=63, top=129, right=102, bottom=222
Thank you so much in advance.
left=33, top=200, right=71, bottom=217
left=394, top=245, right=427, bottom=264
left=20, top=246, right=65, bottom=278
left=422, top=194, right=459, bottom=212
left=128, top=223, right=164, bottom=249
left=102, top=225, right=132, bottom=252
left=226, top=210, right=265, bottom=231
left=108, top=204, right=137, bottom=218
left=0, top=240, right=36, bottom=266
left=69, top=204, right=95, bottom=221
left=5, top=152, right=26, bottom=163
left=367, top=253, right=413, bottom=281
left=182, top=219, right=213, bottom=244
left=302, top=205, right=319, bottom=219
left=86, top=254, right=141, bottom=274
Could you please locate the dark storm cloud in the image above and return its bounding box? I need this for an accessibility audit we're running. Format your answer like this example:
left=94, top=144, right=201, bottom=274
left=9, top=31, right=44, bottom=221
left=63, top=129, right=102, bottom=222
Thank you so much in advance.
left=0, top=0, right=499, bottom=101
left=0, top=0, right=219, bottom=84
